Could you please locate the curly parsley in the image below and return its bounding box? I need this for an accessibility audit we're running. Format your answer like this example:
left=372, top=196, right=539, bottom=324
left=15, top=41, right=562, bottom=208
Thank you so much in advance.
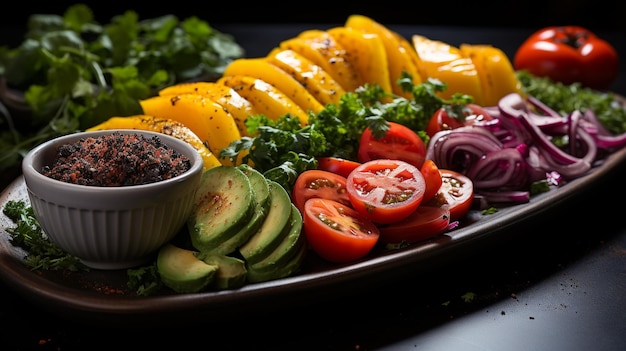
left=3, top=200, right=86, bottom=271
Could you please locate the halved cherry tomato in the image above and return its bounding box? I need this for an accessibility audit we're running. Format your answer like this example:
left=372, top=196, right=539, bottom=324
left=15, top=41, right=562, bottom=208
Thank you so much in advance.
left=346, top=159, right=426, bottom=224
left=420, top=159, right=442, bottom=203
left=426, top=169, right=474, bottom=220
left=378, top=204, right=450, bottom=245
left=426, top=103, right=494, bottom=138
left=358, top=121, right=427, bottom=169
left=292, top=169, right=351, bottom=214
left=317, top=157, right=361, bottom=178
left=303, top=198, right=380, bottom=263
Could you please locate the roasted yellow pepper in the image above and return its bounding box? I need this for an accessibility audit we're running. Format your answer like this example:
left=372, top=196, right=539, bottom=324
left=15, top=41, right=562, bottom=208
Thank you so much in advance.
left=139, top=94, right=242, bottom=166
left=86, top=115, right=222, bottom=170
left=412, top=34, right=484, bottom=104
left=283, top=30, right=362, bottom=92
left=266, top=48, right=346, bottom=106
left=459, top=44, right=523, bottom=106
left=158, top=81, right=257, bottom=136
left=133, top=14, right=524, bottom=173
left=345, top=14, right=424, bottom=99
left=223, top=57, right=325, bottom=116
left=326, top=26, right=393, bottom=95
left=217, top=75, right=310, bottom=124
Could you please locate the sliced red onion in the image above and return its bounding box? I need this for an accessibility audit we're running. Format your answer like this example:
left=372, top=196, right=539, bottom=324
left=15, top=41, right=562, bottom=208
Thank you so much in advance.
left=500, top=93, right=586, bottom=166
left=426, top=126, right=502, bottom=171
left=576, top=109, right=626, bottom=149
left=580, top=109, right=612, bottom=136
left=465, top=148, right=529, bottom=189
left=425, top=92, right=624, bottom=205
left=526, top=95, right=562, bottom=118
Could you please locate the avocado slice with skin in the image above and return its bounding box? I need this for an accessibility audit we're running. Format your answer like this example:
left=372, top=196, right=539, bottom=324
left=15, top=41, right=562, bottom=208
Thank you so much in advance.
left=248, top=203, right=304, bottom=275
left=199, top=253, right=248, bottom=290
left=157, top=244, right=218, bottom=293
left=247, top=238, right=308, bottom=283
left=210, top=203, right=267, bottom=256
left=239, top=180, right=292, bottom=264
left=207, top=164, right=272, bottom=255
left=238, top=164, right=271, bottom=209
left=188, top=166, right=255, bottom=252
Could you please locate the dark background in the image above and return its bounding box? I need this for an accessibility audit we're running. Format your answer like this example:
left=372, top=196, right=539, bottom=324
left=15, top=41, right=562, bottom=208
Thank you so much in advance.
left=0, top=1, right=623, bottom=31
left=1, top=4, right=626, bottom=351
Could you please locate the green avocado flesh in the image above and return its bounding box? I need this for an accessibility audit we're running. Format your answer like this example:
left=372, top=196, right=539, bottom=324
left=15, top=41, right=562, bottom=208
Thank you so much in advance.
left=239, top=180, right=293, bottom=264
left=248, top=203, right=304, bottom=275
left=157, top=244, right=218, bottom=293
left=164, top=165, right=308, bottom=293
left=188, top=166, right=255, bottom=252
left=200, top=253, right=248, bottom=290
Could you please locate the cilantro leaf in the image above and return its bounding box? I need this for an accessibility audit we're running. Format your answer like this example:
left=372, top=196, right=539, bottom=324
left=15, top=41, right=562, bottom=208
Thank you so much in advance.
left=0, top=4, right=245, bottom=175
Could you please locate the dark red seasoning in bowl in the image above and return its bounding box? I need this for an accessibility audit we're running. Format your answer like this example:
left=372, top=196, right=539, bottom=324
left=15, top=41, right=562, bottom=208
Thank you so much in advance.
left=42, top=132, right=192, bottom=186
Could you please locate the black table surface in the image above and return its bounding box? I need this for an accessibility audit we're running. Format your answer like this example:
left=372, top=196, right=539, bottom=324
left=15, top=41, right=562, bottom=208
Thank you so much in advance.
left=2, top=22, right=626, bottom=351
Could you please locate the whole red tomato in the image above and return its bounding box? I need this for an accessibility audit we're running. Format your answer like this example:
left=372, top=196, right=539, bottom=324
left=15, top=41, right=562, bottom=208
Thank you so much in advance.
left=426, top=103, right=494, bottom=138
left=358, top=121, right=427, bottom=169
left=513, top=26, right=619, bottom=90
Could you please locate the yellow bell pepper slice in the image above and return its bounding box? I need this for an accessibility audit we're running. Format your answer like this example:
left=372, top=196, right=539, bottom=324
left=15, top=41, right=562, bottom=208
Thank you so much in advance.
left=326, top=26, right=393, bottom=95
left=86, top=115, right=222, bottom=170
left=345, top=14, right=423, bottom=99
left=139, top=94, right=241, bottom=166
left=266, top=48, right=346, bottom=106
left=281, top=31, right=362, bottom=92
left=394, top=32, right=427, bottom=82
left=412, top=34, right=484, bottom=104
left=158, top=81, right=257, bottom=137
left=217, top=75, right=310, bottom=124
left=223, top=57, right=324, bottom=116
left=459, top=44, right=523, bottom=106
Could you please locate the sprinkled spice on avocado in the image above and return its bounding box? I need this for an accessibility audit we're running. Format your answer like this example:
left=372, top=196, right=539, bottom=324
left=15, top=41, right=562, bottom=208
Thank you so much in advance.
left=42, top=132, right=191, bottom=186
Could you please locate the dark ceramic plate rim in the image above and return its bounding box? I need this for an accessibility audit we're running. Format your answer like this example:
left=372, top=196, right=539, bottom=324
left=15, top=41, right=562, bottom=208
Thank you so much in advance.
left=2, top=143, right=626, bottom=323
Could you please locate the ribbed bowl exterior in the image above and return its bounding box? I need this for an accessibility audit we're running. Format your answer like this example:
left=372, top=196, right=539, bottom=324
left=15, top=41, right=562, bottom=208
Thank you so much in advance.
left=26, top=187, right=196, bottom=269
left=22, top=130, right=204, bottom=270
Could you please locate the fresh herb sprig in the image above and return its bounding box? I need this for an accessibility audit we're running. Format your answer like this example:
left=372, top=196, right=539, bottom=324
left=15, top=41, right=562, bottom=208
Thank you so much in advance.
left=517, top=70, right=626, bottom=134
left=2, top=200, right=85, bottom=271
left=0, top=4, right=244, bottom=173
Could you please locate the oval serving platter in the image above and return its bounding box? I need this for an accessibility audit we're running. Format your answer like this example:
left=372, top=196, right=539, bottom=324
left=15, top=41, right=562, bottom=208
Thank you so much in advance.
left=2, top=138, right=626, bottom=325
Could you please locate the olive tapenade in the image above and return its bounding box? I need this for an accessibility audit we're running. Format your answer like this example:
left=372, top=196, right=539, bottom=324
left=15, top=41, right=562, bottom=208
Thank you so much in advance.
left=42, top=132, right=191, bottom=186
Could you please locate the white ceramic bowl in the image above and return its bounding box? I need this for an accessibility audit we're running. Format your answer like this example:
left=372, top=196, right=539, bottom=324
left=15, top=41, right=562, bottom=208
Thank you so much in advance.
left=21, top=129, right=204, bottom=270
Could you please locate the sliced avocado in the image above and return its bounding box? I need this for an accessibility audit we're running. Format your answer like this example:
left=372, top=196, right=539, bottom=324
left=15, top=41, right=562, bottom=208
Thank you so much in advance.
left=157, top=244, right=218, bottom=293
left=199, top=253, right=248, bottom=290
left=247, top=238, right=308, bottom=283
left=210, top=204, right=267, bottom=256
left=248, top=203, right=304, bottom=275
left=239, top=180, right=292, bottom=264
left=188, top=166, right=255, bottom=252
left=208, top=165, right=272, bottom=255
left=238, top=164, right=271, bottom=209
